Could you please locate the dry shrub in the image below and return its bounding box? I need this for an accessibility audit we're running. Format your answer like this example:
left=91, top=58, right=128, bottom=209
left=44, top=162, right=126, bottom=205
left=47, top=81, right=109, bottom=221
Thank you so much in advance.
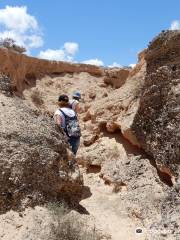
left=31, top=88, right=44, bottom=106
left=48, top=202, right=110, bottom=240
left=0, top=38, right=26, bottom=53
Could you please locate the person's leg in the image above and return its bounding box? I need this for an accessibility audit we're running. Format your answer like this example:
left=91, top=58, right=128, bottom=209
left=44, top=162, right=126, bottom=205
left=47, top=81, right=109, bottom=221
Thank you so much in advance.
left=73, top=137, right=80, bottom=155
left=68, top=137, right=80, bottom=155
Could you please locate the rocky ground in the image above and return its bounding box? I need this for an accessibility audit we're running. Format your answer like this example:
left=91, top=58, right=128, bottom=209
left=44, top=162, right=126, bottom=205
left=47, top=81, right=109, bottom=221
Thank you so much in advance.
left=0, top=30, right=179, bottom=240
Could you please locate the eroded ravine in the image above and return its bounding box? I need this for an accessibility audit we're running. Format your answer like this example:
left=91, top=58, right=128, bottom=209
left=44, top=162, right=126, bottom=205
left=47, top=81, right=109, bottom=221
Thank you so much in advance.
left=0, top=30, right=180, bottom=240
left=23, top=71, right=174, bottom=240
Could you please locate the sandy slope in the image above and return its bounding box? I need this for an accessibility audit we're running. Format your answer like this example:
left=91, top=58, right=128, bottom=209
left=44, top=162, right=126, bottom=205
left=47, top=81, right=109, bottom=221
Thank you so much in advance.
left=80, top=169, right=148, bottom=240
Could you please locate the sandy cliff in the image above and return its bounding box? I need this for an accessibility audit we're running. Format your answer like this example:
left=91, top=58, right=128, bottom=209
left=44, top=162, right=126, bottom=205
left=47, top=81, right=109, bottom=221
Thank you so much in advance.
left=0, top=48, right=103, bottom=94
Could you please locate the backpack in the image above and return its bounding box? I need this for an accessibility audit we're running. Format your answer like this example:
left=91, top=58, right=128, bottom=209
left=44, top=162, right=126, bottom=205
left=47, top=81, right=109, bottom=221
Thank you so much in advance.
left=59, top=109, right=81, bottom=137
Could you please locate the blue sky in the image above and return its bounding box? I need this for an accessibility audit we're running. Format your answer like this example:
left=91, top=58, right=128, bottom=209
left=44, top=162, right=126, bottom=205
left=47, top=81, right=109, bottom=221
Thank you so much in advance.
left=0, top=0, right=180, bottom=66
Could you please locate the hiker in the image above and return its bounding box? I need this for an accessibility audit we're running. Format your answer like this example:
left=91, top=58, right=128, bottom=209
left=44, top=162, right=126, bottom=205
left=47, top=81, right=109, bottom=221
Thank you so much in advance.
left=54, top=94, right=81, bottom=155
left=69, top=91, right=81, bottom=113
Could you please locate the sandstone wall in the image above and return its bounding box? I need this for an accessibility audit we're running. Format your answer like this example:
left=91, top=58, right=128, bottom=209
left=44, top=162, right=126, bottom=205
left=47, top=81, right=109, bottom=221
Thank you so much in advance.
left=81, top=51, right=146, bottom=147
left=132, top=30, right=180, bottom=177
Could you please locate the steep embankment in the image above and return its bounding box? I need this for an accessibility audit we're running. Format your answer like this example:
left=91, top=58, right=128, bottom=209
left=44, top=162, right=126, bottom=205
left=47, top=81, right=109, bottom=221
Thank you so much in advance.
left=133, top=31, right=180, bottom=179
left=0, top=74, right=83, bottom=215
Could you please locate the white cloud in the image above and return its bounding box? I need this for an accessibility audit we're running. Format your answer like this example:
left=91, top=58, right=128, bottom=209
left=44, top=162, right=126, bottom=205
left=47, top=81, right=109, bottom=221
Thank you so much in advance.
left=64, top=42, right=79, bottom=55
left=27, top=35, right=44, bottom=48
left=129, top=63, right=136, bottom=68
left=82, top=58, right=104, bottom=66
left=38, top=49, right=65, bottom=61
left=108, top=62, right=123, bottom=68
left=0, top=5, right=43, bottom=51
left=0, top=30, right=24, bottom=46
left=170, top=20, right=180, bottom=30
left=38, top=41, right=79, bottom=61
left=0, top=6, right=38, bottom=33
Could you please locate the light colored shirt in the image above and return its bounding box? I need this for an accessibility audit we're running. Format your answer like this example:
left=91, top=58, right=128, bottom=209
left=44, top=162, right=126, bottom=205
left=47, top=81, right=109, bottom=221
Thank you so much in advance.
left=54, top=107, right=75, bottom=129
left=69, top=99, right=79, bottom=111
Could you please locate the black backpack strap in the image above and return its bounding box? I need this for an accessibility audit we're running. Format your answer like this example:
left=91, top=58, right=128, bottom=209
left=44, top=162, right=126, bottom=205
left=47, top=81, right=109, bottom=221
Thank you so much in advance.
left=59, top=109, right=67, bottom=118
left=59, top=109, right=69, bottom=128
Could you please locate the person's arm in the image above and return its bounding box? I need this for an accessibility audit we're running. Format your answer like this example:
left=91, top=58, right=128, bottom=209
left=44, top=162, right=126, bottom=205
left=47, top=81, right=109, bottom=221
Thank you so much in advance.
left=54, top=114, right=62, bottom=126
left=74, top=102, right=80, bottom=113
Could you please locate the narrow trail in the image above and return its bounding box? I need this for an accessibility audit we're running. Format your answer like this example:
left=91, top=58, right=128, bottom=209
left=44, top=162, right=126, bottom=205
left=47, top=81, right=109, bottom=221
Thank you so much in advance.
left=78, top=128, right=150, bottom=240
left=80, top=169, right=147, bottom=240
